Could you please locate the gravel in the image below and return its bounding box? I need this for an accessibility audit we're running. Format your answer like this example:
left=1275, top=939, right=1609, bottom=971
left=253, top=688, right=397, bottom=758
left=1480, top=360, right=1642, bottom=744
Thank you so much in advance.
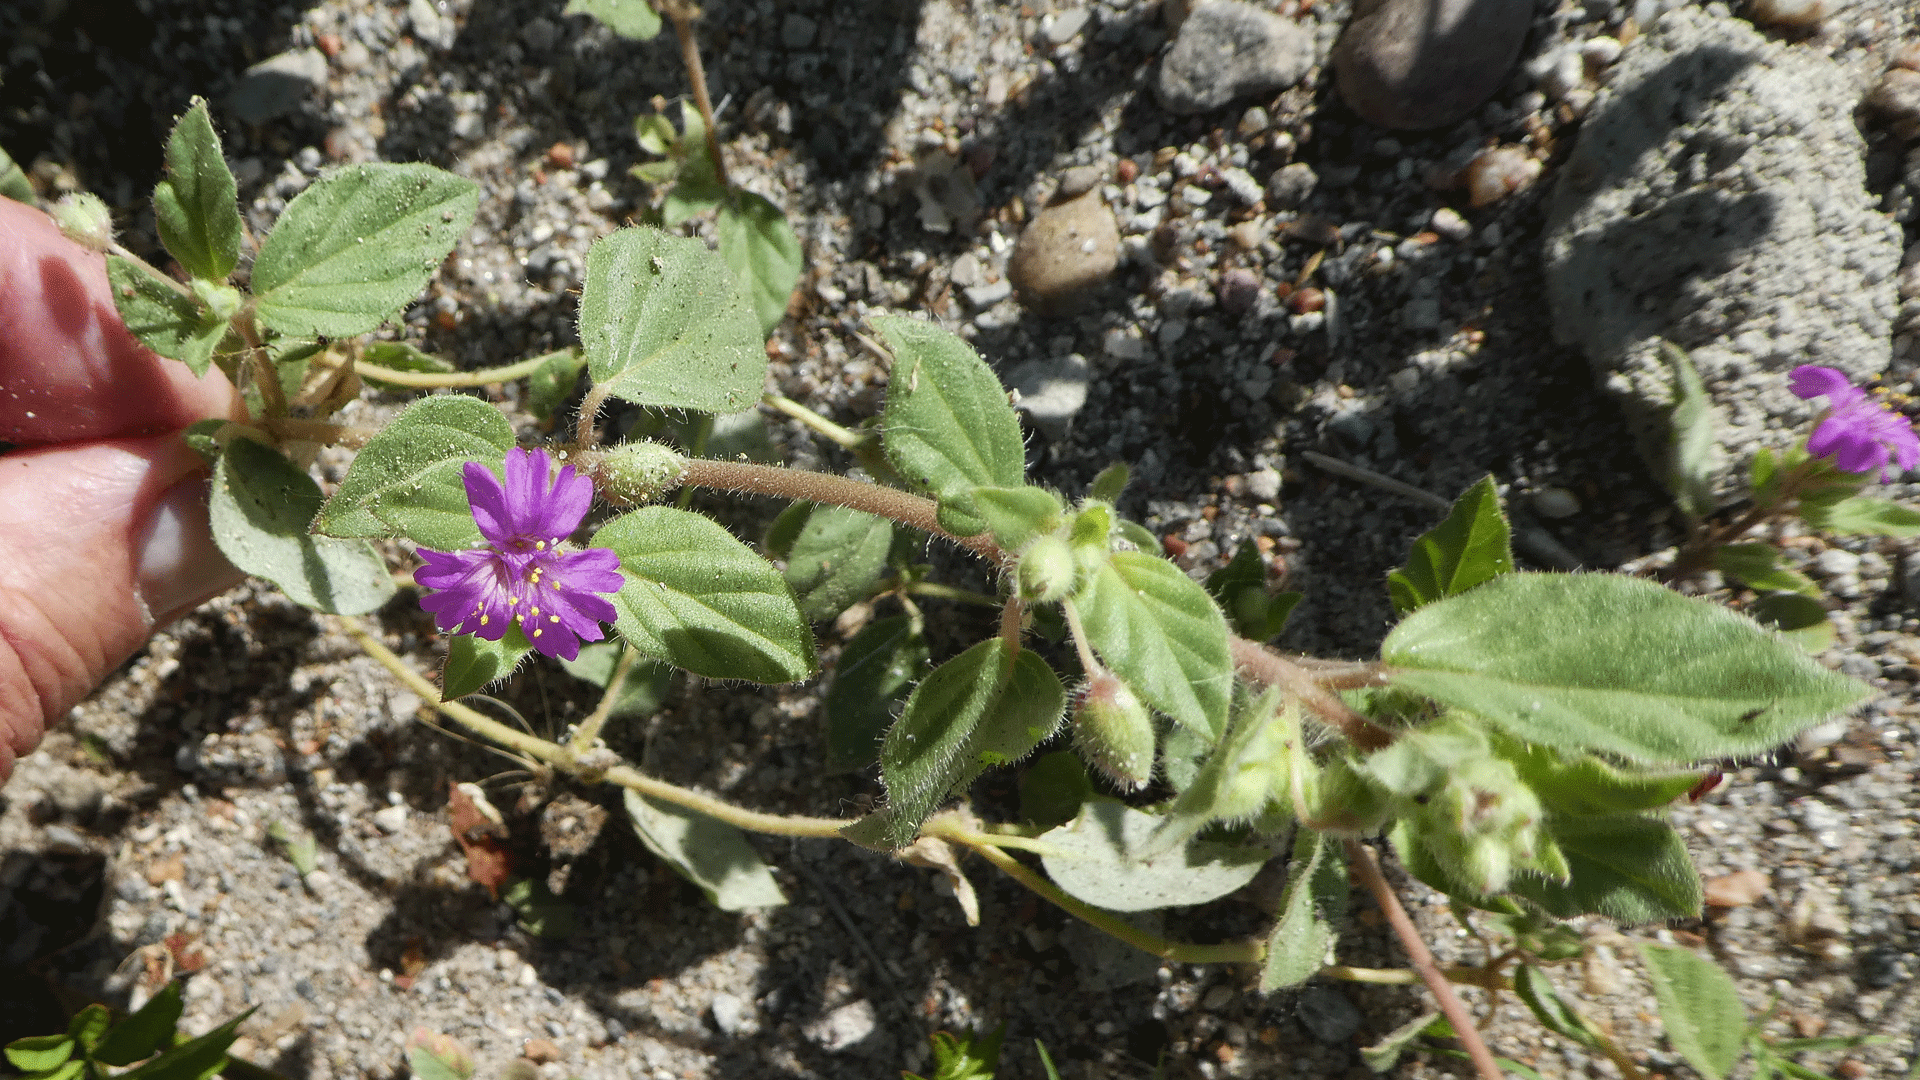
left=5, top=0, right=1920, bottom=1077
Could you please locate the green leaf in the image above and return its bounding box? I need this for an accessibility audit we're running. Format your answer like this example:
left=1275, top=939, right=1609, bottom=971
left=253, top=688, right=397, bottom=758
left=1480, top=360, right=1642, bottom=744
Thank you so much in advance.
left=1382, top=573, right=1867, bottom=764
left=405, top=1033, right=474, bottom=1080
left=1361, top=1013, right=1448, bottom=1074
left=94, top=981, right=183, bottom=1065
left=526, top=349, right=588, bottom=422
left=1508, top=812, right=1702, bottom=922
left=1037, top=798, right=1269, bottom=912
left=115, top=1007, right=253, bottom=1080
left=1261, top=830, right=1348, bottom=990
left=577, top=227, right=766, bottom=415
left=824, top=615, right=929, bottom=772
left=66, top=1006, right=109, bottom=1056
left=561, top=0, right=660, bottom=38
left=557, top=642, right=673, bottom=719
left=0, top=143, right=32, bottom=203
left=312, top=394, right=513, bottom=546
left=956, top=485, right=1065, bottom=552
left=1751, top=446, right=1782, bottom=506
left=151, top=98, right=241, bottom=282
left=4, top=1035, right=74, bottom=1074
left=1751, top=592, right=1835, bottom=651
left=1019, top=751, right=1092, bottom=828
left=1034, top=1038, right=1061, bottom=1080
left=106, top=256, right=226, bottom=376
left=904, top=1025, right=1006, bottom=1080
left=441, top=625, right=532, bottom=700
left=267, top=820, right=319, bottom=876
left=875, top=315, right=1027, bottom=530
left=1386, top=475, right=1513, bottom=615
left=1501, top=743, right=1703, bottom=816
left=1637, top=943, right=1747, bottom=1080
left=1716, top=543, right=1819, bottom=596
left=593, top=506, right=815, bottom=683
left=1514, top=964, right=1601, bottom=1048
left=1076, top=551, right=1233, bottom=739
left=1151, top=690, right=1293, bottom=853
left=1207, top=541, right=1297, bottom=640
left=1088, top=462, right=1129, bottom=503
left=502, top=877, right=577, bottom=937
left=784, top=506, right=894, bottom=621
left=717, top=192, right=801, bottom=337
left=661, top=103, right=726, bottom=227
left=1663, top=341, right=1718, bottom=520
left=874, top=643, right=1064, bottom=846
left=1114, top=518, right=1162, bottom=556
left=1801, top=496, right=1920, bottom=537
left=252, top=163, right=479, bottom=339
left=622, top=788, right=787, bottom=910
left=209, top=439, right=396, bottom=614
left=26, top=1059, right=83, bottom=1080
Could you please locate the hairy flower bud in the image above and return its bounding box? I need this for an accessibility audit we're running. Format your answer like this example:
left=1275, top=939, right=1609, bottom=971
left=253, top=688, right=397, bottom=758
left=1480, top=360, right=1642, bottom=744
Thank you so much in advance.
left=1073, top=669, right=1155, bottom=790
left=52, top=192, right=114, bottom=252
left=1017, top=533, right=1078, bottom=603
left=589, top=440, right=686, bottom=506
left=1418, top=756, right=1546, bottom=895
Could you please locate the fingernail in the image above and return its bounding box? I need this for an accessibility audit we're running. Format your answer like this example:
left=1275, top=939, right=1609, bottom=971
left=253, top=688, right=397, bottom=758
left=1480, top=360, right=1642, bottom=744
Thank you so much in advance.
left=135, top=474, right=239, bottom=625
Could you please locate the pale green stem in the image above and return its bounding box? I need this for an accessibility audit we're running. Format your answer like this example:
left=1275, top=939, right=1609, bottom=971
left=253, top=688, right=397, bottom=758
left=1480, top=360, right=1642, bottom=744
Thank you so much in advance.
left=1058, top=596, right=1101, bottom=676
left=763, top=392, right=865, bottom=450
left=897, top=579, right=1000, bottom=608
left=264, top=417, right=376, bottom=449
left=236, top=303, right=286, bottom=420
left=344, top=620, right=849, bottom=838
left=348, top=349, right=566, bottom=389
left=569, top=645, right=637, bottom=754
left=108, top=242, right=192, bottom=297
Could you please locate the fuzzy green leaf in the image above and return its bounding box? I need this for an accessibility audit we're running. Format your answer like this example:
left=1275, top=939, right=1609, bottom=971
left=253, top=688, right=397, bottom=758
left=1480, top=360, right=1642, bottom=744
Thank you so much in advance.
left=1514, top=964, right=1602, bottom=1048
left=562, top=0, right=660, bottom=38
left=1361, top=1013, right=1448, bottom=1074
left=1261, top=830, right=1348, bottom=990
left=65, top=1007, right=109, bottom=1056
left=106, top=256, right=227, bottom=377
left=717, top=191, right=802, bottom=336
left=1076, top=550, right=1233, bottom=739
left=1751, top=592, right=1834, bottom=651
left=1019, top=751, right=1092, bottom=829
left=875, top=640, right=1064, bottom=847
left=784, top=506, right=894, bottom=621
left=623, top=789, right=787, bottom=910
left=958, top=485, right=1065, bottom=553
left=1207, top=540, right=1297, bottom=640
left=1383, top=573, right=1867, bottom=764
left=661, top=104, right=725, bottom=226
left=577, top=227, right=766, bottom=414
left=1637, top=944, right=1747, bottom=1080
left=114, top=1007, right=253, bottom=1080
left=4, top=1036, right=74, bottom=1074
left=1387, top=475, right=1513, bottom=614
left=593, top=506, right=815, bottom=683
left=1663, top=341, right=1718, bottom=520
left=1509, top=813, right=1702, bottom=922
left=1501, top=743, right=1703, bottom=817
left=1037, top=798, right=1268, bottom=912
left=210, top=439, right=395, bottom=614
left=252, top=163, right=477, bottom=338
left=1801, top=496, right=1920, bottom=537
left=824, top=615, right=929, bottom=772
left=312, top=394, right=513, bottom=546
left=526, top=349, right=588, bottom=422
left=94, top=982, right=184, bottom=1065
left=875, top=315, right=1026, bottom=531
left=1715, top=543, right=1819, bottom=596
left=441, top=626, right=532, bottom=700
left=152, top=98, right=242, bottom=282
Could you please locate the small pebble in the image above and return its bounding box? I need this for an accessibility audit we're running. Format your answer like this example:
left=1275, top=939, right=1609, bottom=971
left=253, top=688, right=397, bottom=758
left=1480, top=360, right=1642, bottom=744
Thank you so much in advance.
left=1464, top=145, right=1541, bottom=208
left=1007, top=191, right=1119, bottom=315
left=1295, top=986, right=1361, bottom=1044
left=1532, top=486, right=1580, bottom=518
left=1703, top=868, right=1771, bottom=907
left=1217, top=267, right=1262, bottom=315
left=1429, top=206, right=1471, bottom=240
left=1265, top=162, right=1317, bottom=208
left=1156, top=0, right=1314, bottom=114
left=1748, top=0, right=1846, bottom=28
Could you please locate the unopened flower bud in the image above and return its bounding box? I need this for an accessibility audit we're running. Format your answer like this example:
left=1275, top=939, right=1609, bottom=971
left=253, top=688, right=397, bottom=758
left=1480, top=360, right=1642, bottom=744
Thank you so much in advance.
left=52, top=192, right=114, bottom=252
left=191, top=278, right=243, bottom=321
left=1073, top=670, right=1155, bottom=790
left=588, top=440, right=685, bottom=506
left=1017, top=533, right=1077, bottom=603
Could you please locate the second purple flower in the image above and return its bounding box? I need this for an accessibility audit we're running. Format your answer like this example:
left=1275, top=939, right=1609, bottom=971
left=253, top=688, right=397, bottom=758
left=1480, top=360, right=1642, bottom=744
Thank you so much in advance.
left=1789, top=365, right=1920, bottom=483
left=416, top=447, right=625, bottom=661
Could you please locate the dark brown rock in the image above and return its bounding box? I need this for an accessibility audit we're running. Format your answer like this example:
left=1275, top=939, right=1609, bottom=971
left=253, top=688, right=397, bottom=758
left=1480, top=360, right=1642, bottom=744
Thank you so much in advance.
left=1331, top=0, right=1534, bottom=130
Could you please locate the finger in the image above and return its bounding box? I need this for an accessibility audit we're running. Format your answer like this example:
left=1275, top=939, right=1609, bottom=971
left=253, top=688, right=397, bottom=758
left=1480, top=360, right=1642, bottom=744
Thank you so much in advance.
left=0, top=435, right=241, bottom=784
left=0, top=198, right=244, bottom=446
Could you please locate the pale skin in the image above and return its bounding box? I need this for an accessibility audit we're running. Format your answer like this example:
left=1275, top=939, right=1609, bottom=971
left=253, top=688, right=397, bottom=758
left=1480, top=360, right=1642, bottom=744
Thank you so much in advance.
left=0, top=197, right=246, bottom=785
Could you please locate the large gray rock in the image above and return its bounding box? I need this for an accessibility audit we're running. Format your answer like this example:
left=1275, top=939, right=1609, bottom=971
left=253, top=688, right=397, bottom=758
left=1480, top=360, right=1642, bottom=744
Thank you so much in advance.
left=1156, top=1, right=1314, bottom=115
left=228, top=49, right=328, bottom=124
left=1543, top=7, right=1903, bottom=498
left=1331, top=0, right=1533, bottom=130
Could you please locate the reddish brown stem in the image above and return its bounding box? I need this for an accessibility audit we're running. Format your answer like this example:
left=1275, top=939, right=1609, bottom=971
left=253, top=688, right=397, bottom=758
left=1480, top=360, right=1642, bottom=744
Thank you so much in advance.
left=1229, top=637, right=1393, bottom=750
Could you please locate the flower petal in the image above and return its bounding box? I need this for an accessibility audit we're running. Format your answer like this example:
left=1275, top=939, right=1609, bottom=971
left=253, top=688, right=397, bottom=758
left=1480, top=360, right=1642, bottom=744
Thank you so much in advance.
left=1789, top=365, right=1858, bottom=403
left=539, top=462, right=594, bottom=538
left=463, top=461, right=513, bottom=544
left=502, top=447, right=552, bottom=537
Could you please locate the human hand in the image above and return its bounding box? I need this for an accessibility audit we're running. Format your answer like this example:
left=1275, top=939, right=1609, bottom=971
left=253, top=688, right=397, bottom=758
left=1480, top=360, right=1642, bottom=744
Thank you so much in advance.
left=0, top=196, right=246, bottom=785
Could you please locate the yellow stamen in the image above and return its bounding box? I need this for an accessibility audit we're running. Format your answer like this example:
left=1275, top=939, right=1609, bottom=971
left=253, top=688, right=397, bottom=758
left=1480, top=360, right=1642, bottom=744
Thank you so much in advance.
left=508, top=595, right=519, bottom=605
left=479, top=614, right=489, bottom=626
left=531, top=628, right=543, bottom=637
left=549, top=615, right=560, bottom=623
left=536, top=540, right=547, bottom=550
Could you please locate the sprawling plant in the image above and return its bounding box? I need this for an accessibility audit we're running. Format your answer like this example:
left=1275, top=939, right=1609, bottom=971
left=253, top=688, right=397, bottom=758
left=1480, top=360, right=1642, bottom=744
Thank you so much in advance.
left=8, top=13, right=1908, bottom=1078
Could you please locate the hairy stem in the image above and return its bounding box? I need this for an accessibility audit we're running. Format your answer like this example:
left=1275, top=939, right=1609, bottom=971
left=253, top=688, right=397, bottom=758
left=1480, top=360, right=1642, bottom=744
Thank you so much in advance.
left=574, top=382, right=617, bottom=449
left=337, top=348, right=568, bottom=389
left=1345, top=839, right=1506, bottom=1080
left=678, top=457, right=1009, bottom=565
left=236, top=305, right=286, bottom=420
left=664, top=3, right=730, bottom=191
left=346, top=620, right=849, bottom=838
left=108, top=242, right=192, bottom=298
left=944, top=827, right=1260, bottom=964
left=1231, top=637, right=1393, bottom=751
left=569, top=644, right=637, bottom=754
left=263, top=417, right=376, bottom=449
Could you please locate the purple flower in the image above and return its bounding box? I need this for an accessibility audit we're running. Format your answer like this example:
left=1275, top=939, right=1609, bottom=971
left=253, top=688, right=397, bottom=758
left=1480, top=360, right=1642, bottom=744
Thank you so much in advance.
left=1789, top=365, right=1920, bottom=483
left=416, top=447, right=625, bottom=661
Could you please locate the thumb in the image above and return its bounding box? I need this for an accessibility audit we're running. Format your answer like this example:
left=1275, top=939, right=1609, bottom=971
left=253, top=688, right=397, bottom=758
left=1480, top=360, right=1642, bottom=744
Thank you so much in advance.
left=0, top=434, right=242, bottom=784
